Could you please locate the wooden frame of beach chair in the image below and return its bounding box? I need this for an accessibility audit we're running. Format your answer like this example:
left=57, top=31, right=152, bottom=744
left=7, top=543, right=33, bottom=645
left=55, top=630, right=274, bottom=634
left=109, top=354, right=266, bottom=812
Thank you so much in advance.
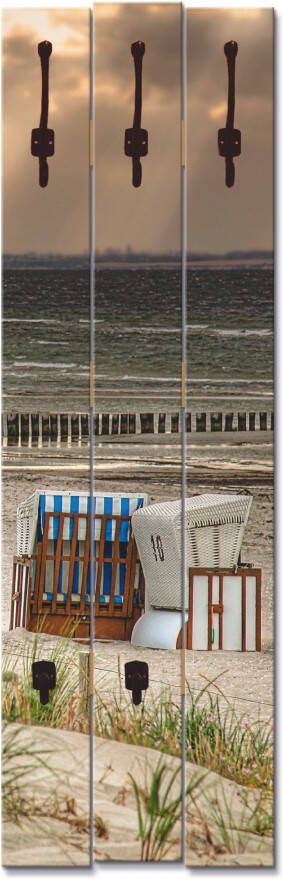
left=181, top=566, right=262, bottom=651
left=10, top=510, right=144, bottom=640
left=10, top=556, right=32, bottom=630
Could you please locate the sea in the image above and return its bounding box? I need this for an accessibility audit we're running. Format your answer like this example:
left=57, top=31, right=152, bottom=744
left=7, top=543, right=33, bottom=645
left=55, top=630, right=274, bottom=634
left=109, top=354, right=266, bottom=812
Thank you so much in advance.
left=2, top=261, right=274, bottom=637
left=2, top=262, right=273, bottom=415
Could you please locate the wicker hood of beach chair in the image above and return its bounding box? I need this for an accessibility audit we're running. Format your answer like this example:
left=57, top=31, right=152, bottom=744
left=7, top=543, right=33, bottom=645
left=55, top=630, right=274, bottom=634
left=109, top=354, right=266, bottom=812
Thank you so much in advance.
left=132, top=493, right=253, bottom=611
left=131, top=494, right=261, bottom=652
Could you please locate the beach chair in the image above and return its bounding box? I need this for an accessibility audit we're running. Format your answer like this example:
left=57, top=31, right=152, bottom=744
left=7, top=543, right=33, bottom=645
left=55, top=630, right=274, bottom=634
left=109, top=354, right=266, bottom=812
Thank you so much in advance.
left=131, top=493, right=261, bottom=650
left=10, top=490, right=147, bottom=640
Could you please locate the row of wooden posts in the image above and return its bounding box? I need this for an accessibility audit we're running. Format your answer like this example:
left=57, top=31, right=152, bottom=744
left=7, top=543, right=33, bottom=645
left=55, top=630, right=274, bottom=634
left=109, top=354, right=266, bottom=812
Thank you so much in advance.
left=2, top=410, right=274, bottom=445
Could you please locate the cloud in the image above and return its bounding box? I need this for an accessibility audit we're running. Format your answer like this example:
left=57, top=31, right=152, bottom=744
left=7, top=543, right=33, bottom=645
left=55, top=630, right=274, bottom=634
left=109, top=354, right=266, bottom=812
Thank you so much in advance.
left=3, top=5, right=273, bottom=255
left=94, top=3, right=181, bottom=253
left=187, top=8, right=273, bottom=253
left=3, top=10, right=89, bottom=254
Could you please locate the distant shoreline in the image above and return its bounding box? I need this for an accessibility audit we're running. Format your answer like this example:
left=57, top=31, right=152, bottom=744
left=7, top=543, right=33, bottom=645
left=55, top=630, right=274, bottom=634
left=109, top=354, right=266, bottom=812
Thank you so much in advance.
left=94, top=258, right=274, bottom=270
left=3, top=258, right=273, bottom=271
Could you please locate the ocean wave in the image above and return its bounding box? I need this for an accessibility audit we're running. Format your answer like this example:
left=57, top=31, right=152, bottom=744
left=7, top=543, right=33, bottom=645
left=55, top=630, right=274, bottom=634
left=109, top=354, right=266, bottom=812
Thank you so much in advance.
left=3, top=317, right=100, bottom=325
left=185, top=325, right=272, bottom=337
left=92, top=323, right=272, bottom=339
left=92, top=374, right=175, bottom=383
left=4, top=364, right=273, bottom=386
left=3, top=317, right=62, bottom=324
left=135, top=326, right=179, bottom=334
left=188, top=377, right=273, bottom=385
left=99, top=325, right=181, bottom=335
left=207, top=328, right=273, bottom=338
left=187, top=324, right=209, bottom=331
left=9, top=361, right=78, bottom=369
left=3, top=318, right=272, bottom=339
left=94, top=374, right=273, bottom=385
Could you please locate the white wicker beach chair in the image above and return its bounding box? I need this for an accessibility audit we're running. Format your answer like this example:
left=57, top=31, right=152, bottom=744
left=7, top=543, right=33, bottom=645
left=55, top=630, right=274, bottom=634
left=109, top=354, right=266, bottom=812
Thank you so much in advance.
left=131, top=493, right=253, bottom=649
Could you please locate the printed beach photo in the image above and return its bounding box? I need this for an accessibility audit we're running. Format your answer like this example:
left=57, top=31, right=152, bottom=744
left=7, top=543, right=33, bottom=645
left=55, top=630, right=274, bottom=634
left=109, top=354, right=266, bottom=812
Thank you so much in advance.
left=2, top=7, right=92, bottom=866
left=185, top=8, right=274, bottom=867
left=2, top=2, right=184, bottom=865
left=1, top=1, right=274, bottom=870
left=92, top=3, right=183, bottom=862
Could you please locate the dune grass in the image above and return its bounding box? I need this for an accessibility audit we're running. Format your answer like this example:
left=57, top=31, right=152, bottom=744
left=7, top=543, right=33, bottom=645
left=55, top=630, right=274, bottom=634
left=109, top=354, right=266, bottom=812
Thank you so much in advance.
left=2, top=648, right=273, bottom=793
left=94, top=685, right=181, bottom=756
left=128, top=755, right=273, bottom=862
left=2, top=722, right=90, bottom=867
left=3, top=722, right=272, bottom=863
left=2, top=722, right=54, bottom=821
left=186, top=676, right=273, bottom=793
left=2, top=647, right=273, bottom=863
left=187, top=774, right=273, bottom=860
left=2, top=636, right=89, bottom=733
left=94, top=673, right=272, bottom=793
left=128, top=757, right=182, bottom=861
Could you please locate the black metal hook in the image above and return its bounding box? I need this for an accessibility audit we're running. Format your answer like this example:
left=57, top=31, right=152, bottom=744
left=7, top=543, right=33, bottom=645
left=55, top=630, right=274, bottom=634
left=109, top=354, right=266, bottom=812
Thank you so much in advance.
left=32, top=660, right=56, bottom=705
left=125, top=660, right=149, bottom=705
left=124, top=41, right=148, bottom=188
left=31, top=41, right=55, bottom=187
left=218, top=41, right=241, bottom=188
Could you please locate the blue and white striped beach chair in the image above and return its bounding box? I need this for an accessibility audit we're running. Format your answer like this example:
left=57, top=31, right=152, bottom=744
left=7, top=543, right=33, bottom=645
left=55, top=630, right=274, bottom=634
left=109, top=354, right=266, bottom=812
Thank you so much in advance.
left=11, top=490, right=147, bottom=639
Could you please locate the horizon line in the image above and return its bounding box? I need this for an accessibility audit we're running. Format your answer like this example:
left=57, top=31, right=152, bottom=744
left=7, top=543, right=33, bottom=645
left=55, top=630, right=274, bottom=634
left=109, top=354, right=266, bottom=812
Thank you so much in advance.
left=3, top=249, right=274, bottom=260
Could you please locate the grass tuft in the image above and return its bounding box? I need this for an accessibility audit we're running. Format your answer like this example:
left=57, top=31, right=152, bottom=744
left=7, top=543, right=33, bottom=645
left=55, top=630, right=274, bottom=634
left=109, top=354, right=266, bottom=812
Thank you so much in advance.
left=128, top=756, right=182, bottom=861
left=2, top=637, right=89, bottom=733
left=186, top=675, right=273, bottom=792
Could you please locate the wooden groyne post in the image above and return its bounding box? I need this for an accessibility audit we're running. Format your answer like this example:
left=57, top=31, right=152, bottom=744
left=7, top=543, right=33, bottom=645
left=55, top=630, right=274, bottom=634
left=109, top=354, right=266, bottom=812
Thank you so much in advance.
left=2, top=410, right=274, bottom=446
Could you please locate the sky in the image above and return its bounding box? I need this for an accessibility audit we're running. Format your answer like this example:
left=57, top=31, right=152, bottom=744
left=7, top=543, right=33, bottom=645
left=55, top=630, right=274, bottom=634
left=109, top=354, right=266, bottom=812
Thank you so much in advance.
left=188, top=8, right=273, bottom=255
left=3, top=5, right=273, bottom=255
left=3, top=8, right=90, bottom=255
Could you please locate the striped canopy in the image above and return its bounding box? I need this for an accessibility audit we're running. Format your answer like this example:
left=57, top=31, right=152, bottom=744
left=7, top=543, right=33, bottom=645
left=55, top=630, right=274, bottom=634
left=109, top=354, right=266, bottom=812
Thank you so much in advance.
left=37, top=492, right=145, bottom=543
left=17, top=491, right=147, bottom=604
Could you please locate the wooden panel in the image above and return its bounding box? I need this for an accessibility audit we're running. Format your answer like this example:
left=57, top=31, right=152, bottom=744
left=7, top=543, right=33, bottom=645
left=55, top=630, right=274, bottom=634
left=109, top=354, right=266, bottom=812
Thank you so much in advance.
left=80, top=517, right=91, bottom=612
left=246, top=575, right=256, bottom=650
left=123, top=535, right=135, bottom=617
left=94, top=517, right=107, bottom=612
left=192, top=575, right=209, bottom=650
left=66, top=514, right=79, bottom=614
left=256, top=570, right=262, bottom=651
left=51, top=515, right=65, bottom=612
left=108, top=518, right=121, bottom=614
left=222, top=576, right=242, bottom=651
left=2, top=6, right=91, bottom=868
left=241, top=572, right=247, bottom=651
left=207, top=572, right=213, bottom=650
left=219, top=573, right=223, bottom=650
left=37, top=514, right=50, bottom=613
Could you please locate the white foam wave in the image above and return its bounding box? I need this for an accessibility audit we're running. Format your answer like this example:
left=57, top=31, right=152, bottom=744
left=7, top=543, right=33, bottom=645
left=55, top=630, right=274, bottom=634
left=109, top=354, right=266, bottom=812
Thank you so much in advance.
left=209, top=327, right=273, bottom=338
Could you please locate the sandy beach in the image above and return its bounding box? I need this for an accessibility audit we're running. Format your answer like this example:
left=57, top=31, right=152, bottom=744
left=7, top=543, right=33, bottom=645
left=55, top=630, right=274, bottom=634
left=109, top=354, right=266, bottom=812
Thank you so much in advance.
left=2, top=1, right=274, bottom=865
left=2, top=716, right=273, bottom=867
left=2, top=430, right=274, bottom=647
left=2, top=431, right=274, bottom=867
left=2, top=429, right=274, bottom=725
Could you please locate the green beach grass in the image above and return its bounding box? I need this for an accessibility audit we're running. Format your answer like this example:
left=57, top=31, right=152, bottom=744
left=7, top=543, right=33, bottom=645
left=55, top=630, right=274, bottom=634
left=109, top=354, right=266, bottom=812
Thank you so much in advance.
left=2, top=643, right=273, bottom=861
left=2, top=645, right=273, bottom=791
